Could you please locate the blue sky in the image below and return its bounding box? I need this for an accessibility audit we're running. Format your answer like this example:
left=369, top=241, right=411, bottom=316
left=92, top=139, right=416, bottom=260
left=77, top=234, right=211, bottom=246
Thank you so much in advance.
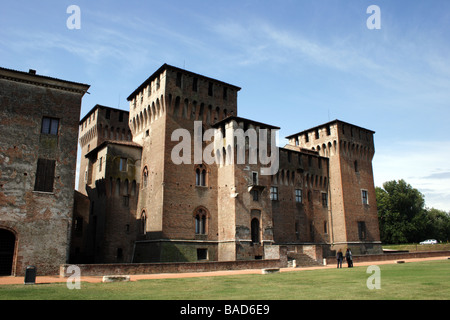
left=1, top=0, right=449, bottom=211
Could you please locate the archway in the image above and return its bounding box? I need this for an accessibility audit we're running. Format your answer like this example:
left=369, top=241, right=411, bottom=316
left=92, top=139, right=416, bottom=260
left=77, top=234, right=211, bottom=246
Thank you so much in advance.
left=0, top=229, right=16, bottom=276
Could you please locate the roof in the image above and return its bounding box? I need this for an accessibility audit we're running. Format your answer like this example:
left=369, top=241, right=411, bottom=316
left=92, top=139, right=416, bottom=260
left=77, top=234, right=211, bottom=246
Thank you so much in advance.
left=212, top=116, right=280, bottom=130
left=285, top=119, right=375, bottom=139
left=79, top=104, right=129, bottom=125
left=0, top=66, right=90, bottom=94
left=127, top=63, right=241, bottom=101
left=85, top=140, right=142, bottom=159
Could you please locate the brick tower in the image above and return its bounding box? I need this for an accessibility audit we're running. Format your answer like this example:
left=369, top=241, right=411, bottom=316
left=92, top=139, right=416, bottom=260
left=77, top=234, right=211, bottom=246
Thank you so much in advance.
left=127, top=64, right=241, bottom=262
left=286, top=120, right=382, bottom=254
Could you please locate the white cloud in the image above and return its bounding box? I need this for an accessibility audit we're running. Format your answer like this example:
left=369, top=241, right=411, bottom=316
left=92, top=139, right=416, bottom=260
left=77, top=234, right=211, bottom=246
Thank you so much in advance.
left=373, top=140, right=450, bottom=211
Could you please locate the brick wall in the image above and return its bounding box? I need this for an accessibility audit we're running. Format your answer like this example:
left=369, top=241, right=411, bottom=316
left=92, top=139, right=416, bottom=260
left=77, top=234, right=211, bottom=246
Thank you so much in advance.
left=60, top=259, right=283, bottom=277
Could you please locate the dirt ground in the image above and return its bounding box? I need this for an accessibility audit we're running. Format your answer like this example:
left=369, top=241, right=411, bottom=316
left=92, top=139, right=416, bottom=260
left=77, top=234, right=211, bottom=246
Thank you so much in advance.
left=1, top=256, right=448, bottom=286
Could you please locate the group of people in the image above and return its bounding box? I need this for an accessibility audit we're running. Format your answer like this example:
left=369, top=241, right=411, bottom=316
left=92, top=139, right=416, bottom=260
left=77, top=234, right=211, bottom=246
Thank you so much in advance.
left=336, top=249, right=353, bottom=268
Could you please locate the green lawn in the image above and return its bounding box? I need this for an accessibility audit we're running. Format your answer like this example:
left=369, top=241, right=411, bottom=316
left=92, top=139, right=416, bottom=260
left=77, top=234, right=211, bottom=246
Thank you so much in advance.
left=0, top=260, right=449, bottom=300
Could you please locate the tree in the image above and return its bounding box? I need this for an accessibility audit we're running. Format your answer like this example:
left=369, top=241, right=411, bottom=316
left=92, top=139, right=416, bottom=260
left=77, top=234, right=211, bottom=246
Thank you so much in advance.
left=376, top=179, right=450, bottom=244
left=376, top=180, right=426, bottom=244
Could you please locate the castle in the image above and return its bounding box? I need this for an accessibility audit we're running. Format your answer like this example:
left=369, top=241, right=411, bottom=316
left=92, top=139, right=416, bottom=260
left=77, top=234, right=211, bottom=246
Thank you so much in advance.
left=0, top=64, right=381, bottom=276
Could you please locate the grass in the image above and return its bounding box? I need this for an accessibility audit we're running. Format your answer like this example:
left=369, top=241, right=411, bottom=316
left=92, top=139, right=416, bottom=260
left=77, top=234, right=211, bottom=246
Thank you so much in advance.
left=0, top=260, right=449, bottom=300
left=382, top=243, right=450, bottom=252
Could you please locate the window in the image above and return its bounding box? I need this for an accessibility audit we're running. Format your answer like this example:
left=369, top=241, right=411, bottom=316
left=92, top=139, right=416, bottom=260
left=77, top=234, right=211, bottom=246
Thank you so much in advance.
left=106, top=109, right=111, bottom=119
left=324, top=221, right=328, bottom=234
left=195, top=208, right=207, bottom=235
left=74, top=217, right=83, bottom=237
left=295, top=189, right=303, bottom=203
left=41, top=117, right=59, bottom=135
left=119, top=158, right=127, bottom=172
left=322, top=192, right=328, bottom=207
left=34, top=158, right=56, bottom=192
left=192, top=77, right=198, bottom=92
left=119, top=111, right=124, bottom=122
left=141, top=211, right=147, bottom=235
left=252, top=172, right=258, bottom=185
left=208, top=82, right=213, bottom=96
left=354, top=160, right=359, bottom=173
left=197, top=248, right=208, bottom=260
left=223, top=87, right=228, bottom=100
left=176, top=72, right=182, bottom=87
left=251, top=189, right=259, bottom=201
left=98, top=157, right=102, bottom=172
left=195, top=165, right=207, bottom=187
left=251, top=218, right=260, bottom=243
left=358, top=221, right=366, bottom=240
left=270, top=186, right=279, bottom=201
left=142, top=167, right=148, bottom=188
left=362, top=190, right=368, bottom=205
left=123, top=196, right=129, bottom=207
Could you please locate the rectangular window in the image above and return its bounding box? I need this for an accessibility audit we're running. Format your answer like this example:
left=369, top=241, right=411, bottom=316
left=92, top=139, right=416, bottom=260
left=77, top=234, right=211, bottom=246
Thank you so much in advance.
left=98, top=157, right=102, bottom=172
left=295, top=189, right=303, bottom=203
left=176, top=72, right=182, bottom=87
left=123, top=195, right=129, bottom=207
left=119, top=158, right=127, bottom=172
left=41, top=117, right=59, bottom=135
left=270, top=186, right=279, bottom=201
left=208, top=82, right=213, bottom=96
left=192, top=77, right=198, bottom=92
left=34, top=158, right=56, bottom=192
left=197, top=248, right=208, bottom=261
left=322, top=192, right=328, bottom=207
left=223, top=87, right=228, bottom=100
left=252, top=172, right=258, bottom=185
left=358, top=221, right=367, bottom=240
left=252, top=189, right=259, bottom=201
left=362, top=190, right=368, bottom=205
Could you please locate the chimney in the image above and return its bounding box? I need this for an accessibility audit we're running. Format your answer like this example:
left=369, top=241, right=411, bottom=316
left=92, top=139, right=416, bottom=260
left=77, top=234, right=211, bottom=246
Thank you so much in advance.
left=28, top=69, right=36, bottom=75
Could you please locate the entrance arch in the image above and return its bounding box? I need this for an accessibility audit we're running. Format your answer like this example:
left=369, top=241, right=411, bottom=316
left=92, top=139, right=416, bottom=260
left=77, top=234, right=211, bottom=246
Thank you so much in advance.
left=0, top=229, right=16, bottom=276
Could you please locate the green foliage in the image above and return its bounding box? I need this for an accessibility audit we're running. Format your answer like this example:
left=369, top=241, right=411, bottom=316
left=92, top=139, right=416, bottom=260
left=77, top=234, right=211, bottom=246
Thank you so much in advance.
left=376, top=179, right=450, bottom=244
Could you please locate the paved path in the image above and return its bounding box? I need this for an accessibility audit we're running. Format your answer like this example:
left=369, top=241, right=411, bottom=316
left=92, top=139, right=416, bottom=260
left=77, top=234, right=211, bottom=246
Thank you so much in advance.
left=0, top=256, right=448, bottom=285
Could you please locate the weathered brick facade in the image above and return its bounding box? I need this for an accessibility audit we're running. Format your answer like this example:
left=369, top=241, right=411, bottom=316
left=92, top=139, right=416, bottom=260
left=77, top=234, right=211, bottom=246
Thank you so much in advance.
left=0, top=67, right=89, bottom=276
left=74, top=64, right=381, bottom=268
left=0, top=63, right=381, bottom=276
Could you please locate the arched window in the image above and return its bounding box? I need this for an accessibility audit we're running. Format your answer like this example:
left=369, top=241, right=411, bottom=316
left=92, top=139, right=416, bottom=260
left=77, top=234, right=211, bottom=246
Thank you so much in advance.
left=195, top=164, right=207, bottom=187
left=141, top=211, right=147, bottom=235
left=194, top=208, right=207, bottom=235
left=142, top=167, right=148, bottom=188
left=251, top=218, right=260, bottom=244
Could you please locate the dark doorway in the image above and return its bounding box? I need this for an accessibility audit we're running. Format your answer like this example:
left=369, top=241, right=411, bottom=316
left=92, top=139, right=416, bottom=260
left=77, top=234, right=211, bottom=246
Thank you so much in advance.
left=251, top=218, right=260, bottom=244
left=0, top=229, right=16, bottom=276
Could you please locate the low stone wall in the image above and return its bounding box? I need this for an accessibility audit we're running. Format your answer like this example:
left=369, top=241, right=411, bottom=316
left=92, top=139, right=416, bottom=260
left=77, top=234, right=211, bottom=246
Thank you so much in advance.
left=60, top=259, right=282, bottom=277
left=326, top=250, right=450, bottom=265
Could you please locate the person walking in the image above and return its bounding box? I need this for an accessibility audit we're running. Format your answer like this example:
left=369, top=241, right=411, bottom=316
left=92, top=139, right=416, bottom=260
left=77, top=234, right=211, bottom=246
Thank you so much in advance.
left=336, top=249, right=343, bottom=268
left=345, top=248, right=353, bottom=268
